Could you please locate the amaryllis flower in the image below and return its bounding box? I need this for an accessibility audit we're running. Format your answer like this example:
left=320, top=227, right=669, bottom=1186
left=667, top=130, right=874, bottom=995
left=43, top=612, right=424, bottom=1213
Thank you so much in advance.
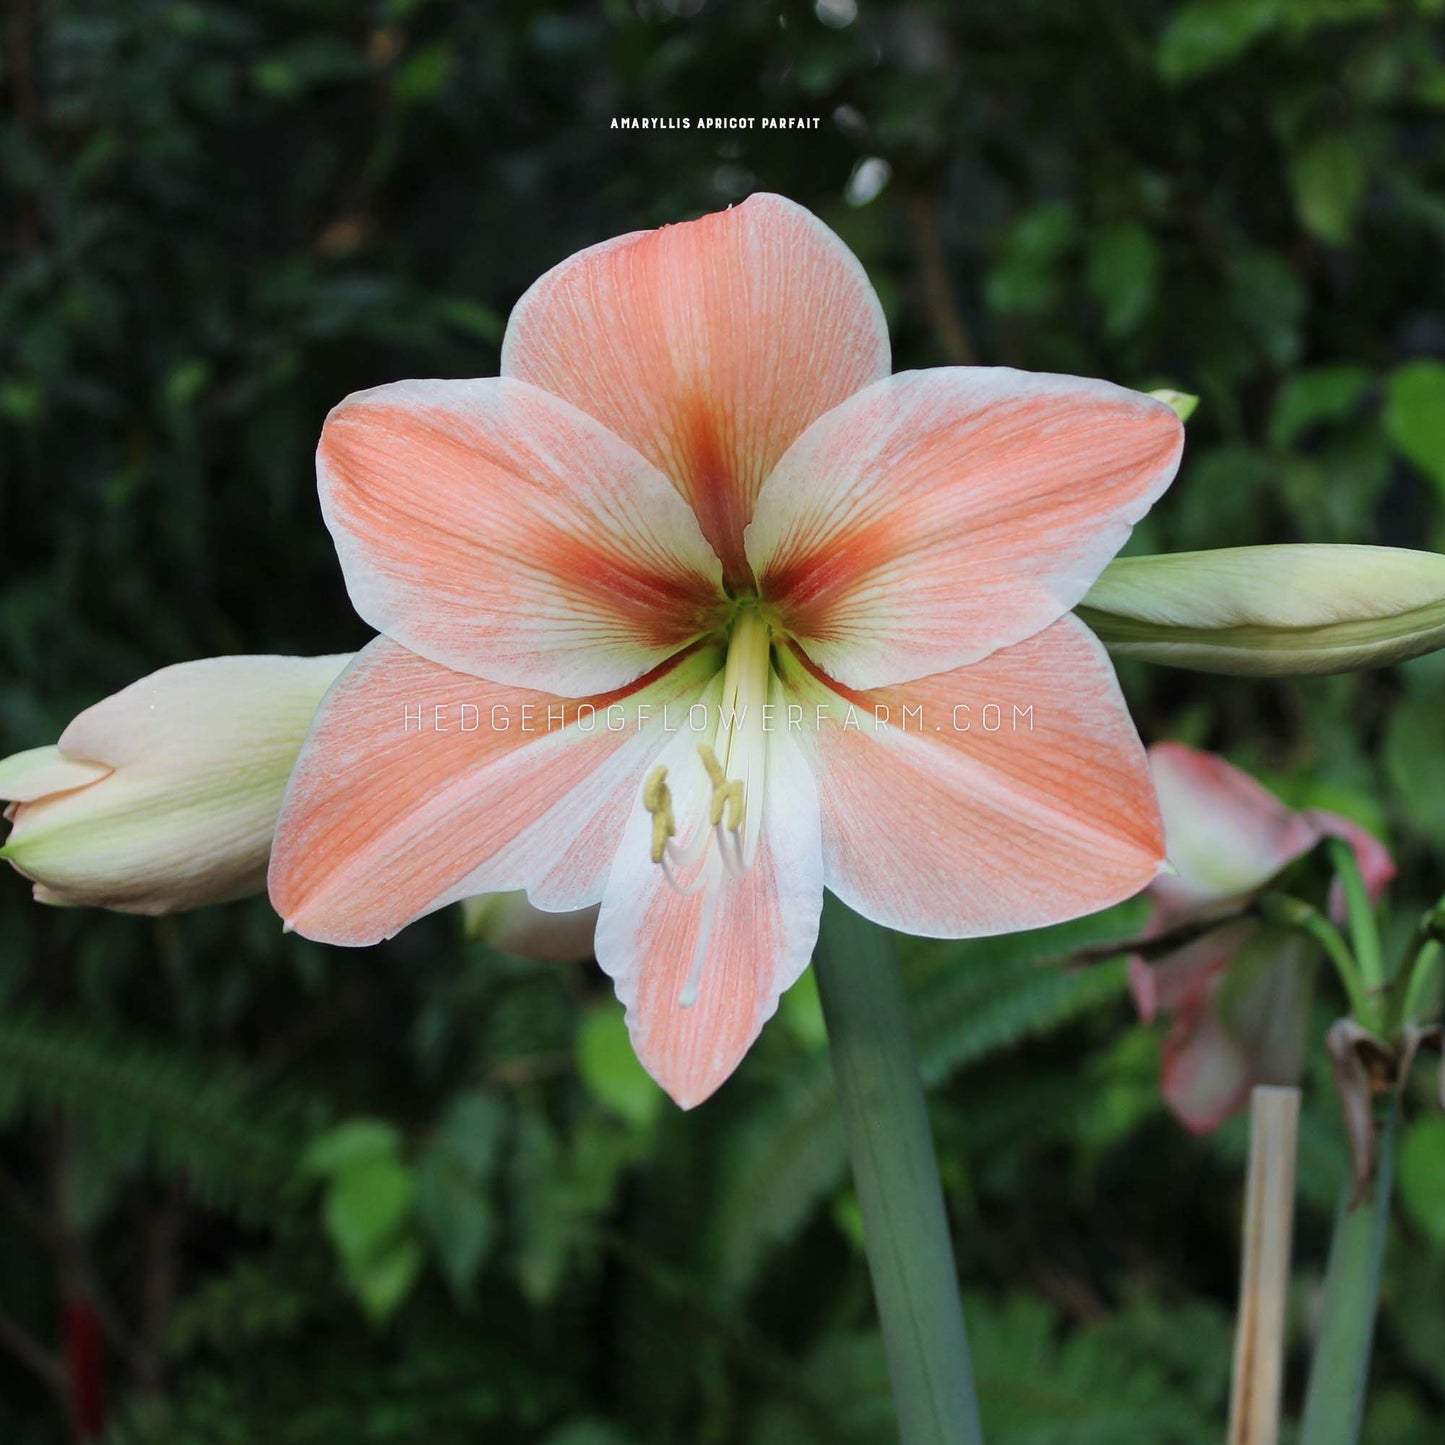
left=269, top=192, right=1183, bottom=1106
left=1132, top=741, right=1394, bottom=1131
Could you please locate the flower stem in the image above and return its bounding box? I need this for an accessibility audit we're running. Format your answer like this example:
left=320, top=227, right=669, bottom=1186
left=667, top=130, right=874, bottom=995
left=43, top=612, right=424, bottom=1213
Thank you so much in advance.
left=813, top=894, right=984, bottom=1445
left=1257, top=893, right=1373, bottom=1028
left=1299, top=1109, right=1397, bottom=1445
left=1326, top=838, right=1385, bottom=995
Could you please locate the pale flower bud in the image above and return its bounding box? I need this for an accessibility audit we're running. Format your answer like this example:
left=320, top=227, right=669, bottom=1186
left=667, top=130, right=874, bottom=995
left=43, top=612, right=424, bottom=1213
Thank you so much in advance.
left=1079, top=544, right=1445, bottom=675
left=0, top=654, right=349, bottom=913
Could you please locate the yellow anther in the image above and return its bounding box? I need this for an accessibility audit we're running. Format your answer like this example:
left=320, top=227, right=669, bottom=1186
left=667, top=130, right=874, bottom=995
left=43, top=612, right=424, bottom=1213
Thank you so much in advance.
left=698, top=745, right=744, bottom=832
left=649, top=808, right=674, bottom=865
left=643, top=766, right=675, bottom=865
left=717, top=780, right=744, bottom=832
left=643, top=765, right=670, bottom=813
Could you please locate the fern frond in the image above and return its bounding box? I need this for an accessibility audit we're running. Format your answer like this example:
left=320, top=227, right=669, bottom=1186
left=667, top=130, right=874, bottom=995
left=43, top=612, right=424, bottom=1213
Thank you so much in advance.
left=0, top=1008, right=323, bottom=1218
left=706, top=911, right=1138, bottom=1298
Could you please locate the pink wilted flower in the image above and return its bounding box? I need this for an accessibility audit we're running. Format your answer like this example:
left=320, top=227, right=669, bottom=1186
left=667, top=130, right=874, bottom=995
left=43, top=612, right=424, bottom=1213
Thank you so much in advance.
left=269, top=193, right=1184, bottom=1107
left=1132, top=742, right=1394, bottom=1132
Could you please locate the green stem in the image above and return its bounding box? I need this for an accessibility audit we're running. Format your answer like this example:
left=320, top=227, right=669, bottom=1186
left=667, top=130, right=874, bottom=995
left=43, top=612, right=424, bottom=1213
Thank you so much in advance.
left=813, top=894, right=984, bottom=1445
left=1402, top=940, right=1443, bottom=1026
left=1299, top=1109, right=1397, bottom=1445
left=1392, top=898, right=1445, bottom=1026
left=1326, top=838, right=1385, bottom=995
left=1258, top=892, right=1373, bottom=1028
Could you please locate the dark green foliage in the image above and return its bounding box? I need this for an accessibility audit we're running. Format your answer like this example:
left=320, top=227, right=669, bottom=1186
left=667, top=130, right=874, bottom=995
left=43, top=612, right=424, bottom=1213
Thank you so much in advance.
left=0, top=1007, right=318, bottom=1215
left=2, top=0, right=1445, bottom=1441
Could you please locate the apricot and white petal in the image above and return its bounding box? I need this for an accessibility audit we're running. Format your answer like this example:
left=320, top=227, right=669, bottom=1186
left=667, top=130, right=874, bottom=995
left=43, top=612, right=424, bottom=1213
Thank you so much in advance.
left=2, top=654, right=349, bottom=913
left=318, top=377, right=725, bottom=695
left=780, top=613, right=1163, bottom=937
left=502, top=192, right=889, bottom=585
left=269, top=637, right=724, bottom=947
left=593, top=675, right=824, bottom=1109
left=747, top=368, right=1183, bottom=689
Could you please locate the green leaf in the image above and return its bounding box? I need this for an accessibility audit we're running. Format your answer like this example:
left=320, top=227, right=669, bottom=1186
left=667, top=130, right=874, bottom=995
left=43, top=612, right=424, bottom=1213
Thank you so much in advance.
left=985, top=203, right=1078, bottom=317
left=577, top=1003, right=661, bottom=1129
left=321, top=1155, right=414, bottom=1265
left=1086, top=222, right=1160, bottom=337
left=415, top=1141, right=496, bottom=1300
left=350, top=1237, right=424, bottom=1324
left=393, top=42, right=455, bottom=105
left=1290, top=133, right=1367, bottom=245
left=303, top=1119, right=403, bottom=1177
left=1399, top=1115, right=1445, bottom=1249
left=1269, top=365, right=1371, bottom=448
left=412, top=1090, right=504, bottom=1298
left=1384, top=360, right=1445, bottom=490
left=1158, top=0, right=1280, bottom=83
left=436, top=1091, right=508, bottom=1177
left=1231, top=248, right=1306, bottom=368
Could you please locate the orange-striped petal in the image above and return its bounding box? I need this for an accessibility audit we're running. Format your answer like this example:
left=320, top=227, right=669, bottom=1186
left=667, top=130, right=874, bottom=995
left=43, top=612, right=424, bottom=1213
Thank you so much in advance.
left=269, top=637, right=724, bottom=946
left=779, top=614, right=1163, bottom=936
left=592, top=674, right=824, bottom=1109
left=318, top=378, right=726, bottom=695
left=748, top=368, right=1183, bottom=689
left=501, top=193, right=890, bottom=587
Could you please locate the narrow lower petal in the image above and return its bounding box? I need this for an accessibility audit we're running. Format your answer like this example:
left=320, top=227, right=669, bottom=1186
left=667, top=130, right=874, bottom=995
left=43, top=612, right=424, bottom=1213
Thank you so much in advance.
left=269, top=638, right=723, bottom=946
left=780, top=614, right=1163, bottom=937
left=501, top=192, right=890, bottom=586
left=593, top=674, right=824, bottom=1108
left=747, top=368, right=1182, bottom=689
left=319, top=377, right=725, bottom=695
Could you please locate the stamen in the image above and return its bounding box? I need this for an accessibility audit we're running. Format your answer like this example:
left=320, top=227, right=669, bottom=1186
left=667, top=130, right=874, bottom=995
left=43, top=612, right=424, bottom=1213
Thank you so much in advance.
left=643, top=765, right=675, bottom=865
left=661, top=852, right=712, bottom=896
left=637, top=608, right=775, bottom=1006
left=698, top=744, right=744, bottom=832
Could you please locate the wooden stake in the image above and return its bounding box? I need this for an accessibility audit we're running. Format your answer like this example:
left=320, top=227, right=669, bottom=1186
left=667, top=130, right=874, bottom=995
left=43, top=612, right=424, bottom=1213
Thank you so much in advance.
left=1227, top=1085, right=1302, bottom=1445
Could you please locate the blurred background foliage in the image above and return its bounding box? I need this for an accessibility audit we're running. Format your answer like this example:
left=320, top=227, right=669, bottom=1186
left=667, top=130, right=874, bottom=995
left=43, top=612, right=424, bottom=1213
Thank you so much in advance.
left=1, top=0, right=1445, bottom=1440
